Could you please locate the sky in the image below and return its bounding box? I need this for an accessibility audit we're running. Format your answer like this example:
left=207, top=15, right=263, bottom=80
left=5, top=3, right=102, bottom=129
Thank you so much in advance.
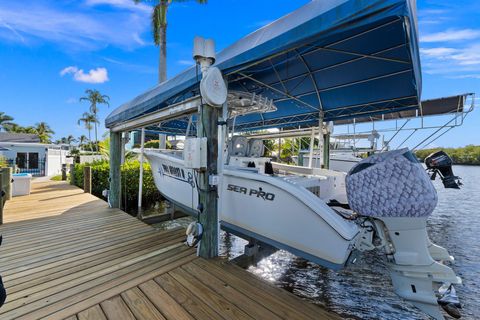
left=0, top=0, right=479, bottom=148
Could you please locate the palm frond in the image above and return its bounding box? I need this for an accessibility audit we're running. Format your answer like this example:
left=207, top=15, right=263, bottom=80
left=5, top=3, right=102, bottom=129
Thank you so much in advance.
left=152, top=4, right=164, bottom=46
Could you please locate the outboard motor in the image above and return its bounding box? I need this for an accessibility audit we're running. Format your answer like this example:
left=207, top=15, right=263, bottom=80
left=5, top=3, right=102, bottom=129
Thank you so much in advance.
left=346, top=148, right=461, bottom=320
left=425, top=151, right=461, bottom=189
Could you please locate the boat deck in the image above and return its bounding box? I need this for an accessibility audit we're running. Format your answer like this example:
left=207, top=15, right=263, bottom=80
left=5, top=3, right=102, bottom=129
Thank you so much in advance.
left=0, top=180, right=337, bottom=320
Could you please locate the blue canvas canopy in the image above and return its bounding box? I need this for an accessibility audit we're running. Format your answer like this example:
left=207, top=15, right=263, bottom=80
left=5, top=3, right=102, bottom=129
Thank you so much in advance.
left=106, top=0, right=421, bottom=134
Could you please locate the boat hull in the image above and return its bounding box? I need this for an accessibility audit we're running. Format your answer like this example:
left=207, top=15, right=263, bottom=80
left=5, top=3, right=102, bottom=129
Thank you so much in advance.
left=145, top=150, right=358, bottom=269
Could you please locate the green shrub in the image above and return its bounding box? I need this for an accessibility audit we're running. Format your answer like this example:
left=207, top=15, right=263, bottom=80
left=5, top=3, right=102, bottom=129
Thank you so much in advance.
left=415, top=145, right=480, bottom=165
left=0, top=155, right=6, bottom=168
left=72, top=160, right=162, bottom=212
left=134, top=140, right=172, bottom=149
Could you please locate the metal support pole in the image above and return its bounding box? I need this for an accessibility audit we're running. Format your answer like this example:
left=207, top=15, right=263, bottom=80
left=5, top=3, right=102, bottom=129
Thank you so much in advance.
left=318, top=112, right=324, bottom=167
left=278, top=137, right=282, bottom=161
left=137, top=128, right=145, bottom=218
left=158, top=134, right=167, bottom=149
left=83, top=166, right=92, bottom=194
left=109, top=131, right=122, bottom=208
left=197, top=103, right=219, bottom=259
left=308, top=128, right=315, bottom=168
left=323, top=132, right=330, bottom=169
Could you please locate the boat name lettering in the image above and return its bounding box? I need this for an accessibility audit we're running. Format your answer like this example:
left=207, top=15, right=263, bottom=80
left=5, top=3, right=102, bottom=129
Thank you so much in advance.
left=227, top=184, right=275, bottom=201
left=162, top=164, right=185, bottom=179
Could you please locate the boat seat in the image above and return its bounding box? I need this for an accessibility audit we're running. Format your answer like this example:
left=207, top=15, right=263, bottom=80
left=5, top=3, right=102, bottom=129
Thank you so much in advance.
left=228, top=136, right=248, bottom=157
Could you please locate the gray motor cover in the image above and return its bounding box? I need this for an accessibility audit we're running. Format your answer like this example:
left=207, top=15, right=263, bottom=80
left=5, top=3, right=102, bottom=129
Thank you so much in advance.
left=345, top=148, right=438, bottom=218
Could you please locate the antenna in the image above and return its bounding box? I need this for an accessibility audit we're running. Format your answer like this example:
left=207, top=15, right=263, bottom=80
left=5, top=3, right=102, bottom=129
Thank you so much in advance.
left=193, top=36, right=216, bottom=75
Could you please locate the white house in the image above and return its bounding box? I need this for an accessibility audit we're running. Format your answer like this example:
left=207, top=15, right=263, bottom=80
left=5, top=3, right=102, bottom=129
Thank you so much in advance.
left=0, top=133, right=71, bottom=177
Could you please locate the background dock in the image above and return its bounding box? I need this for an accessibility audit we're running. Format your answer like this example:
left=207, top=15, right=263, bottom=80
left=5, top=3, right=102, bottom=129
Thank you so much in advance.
left=0, top=180, right=337, bottom=320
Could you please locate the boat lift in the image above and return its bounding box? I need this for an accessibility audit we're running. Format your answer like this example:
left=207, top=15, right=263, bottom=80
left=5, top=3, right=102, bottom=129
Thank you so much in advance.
left=103, top=1, right=466, bottom=318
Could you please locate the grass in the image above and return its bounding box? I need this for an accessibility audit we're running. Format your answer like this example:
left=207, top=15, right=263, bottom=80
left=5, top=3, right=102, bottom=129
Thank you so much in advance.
left=50, top=174, right=69, bottom=181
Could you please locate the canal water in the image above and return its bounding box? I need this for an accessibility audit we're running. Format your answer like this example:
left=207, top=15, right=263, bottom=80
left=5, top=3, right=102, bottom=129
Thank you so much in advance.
left=155, top=165, right=479, bottom=319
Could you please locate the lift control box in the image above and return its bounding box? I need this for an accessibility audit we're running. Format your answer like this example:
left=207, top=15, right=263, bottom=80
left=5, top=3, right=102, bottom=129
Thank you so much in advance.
left=184, top=138, right=208, bottom=169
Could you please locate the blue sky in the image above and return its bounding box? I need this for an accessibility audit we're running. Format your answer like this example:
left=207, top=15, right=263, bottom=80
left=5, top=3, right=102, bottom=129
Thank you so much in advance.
left=0, top=0, right=478, bottom=147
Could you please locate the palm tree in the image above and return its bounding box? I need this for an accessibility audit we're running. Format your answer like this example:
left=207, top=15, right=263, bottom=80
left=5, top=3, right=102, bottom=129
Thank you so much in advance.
left=133, top=0, right=208, bottom=83
left=79, top=89, right=109, bottom=143
left=77, top=112, right=98, bottom=143
left=64, top=135, right=76, bottom=147
left=78, top=135, right=88, bottom=149
left=35, top=122, right=55, bottom=143
left=0, top=112, right=14, bottom=131
left=3, top=123, right=22, bottom=133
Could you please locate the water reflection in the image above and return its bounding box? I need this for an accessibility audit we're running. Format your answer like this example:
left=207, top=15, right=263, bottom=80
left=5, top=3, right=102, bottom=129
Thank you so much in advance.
left=154, top=165, right=479, bottom=320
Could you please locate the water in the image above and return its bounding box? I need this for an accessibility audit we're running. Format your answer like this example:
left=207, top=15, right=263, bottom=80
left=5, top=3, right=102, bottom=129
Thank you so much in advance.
left=155, top=165, right=480, bottom=319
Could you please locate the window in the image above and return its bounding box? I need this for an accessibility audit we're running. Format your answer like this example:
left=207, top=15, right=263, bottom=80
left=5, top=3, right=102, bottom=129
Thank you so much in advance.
left=29, top=153, right=39, bottom=169
left=16, top=153, right=27, bottom=169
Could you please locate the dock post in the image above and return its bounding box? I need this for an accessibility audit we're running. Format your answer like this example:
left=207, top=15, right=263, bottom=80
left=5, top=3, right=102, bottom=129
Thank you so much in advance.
left=0, top=171, right=4, bottom=225
left=84, top=166, right=92, bottom=193
left=109, top=131, right=122, bottom=208
left=0, top=167, right=12, bottom=201
left=70, top=164, right=75, bottom=185
left=137, top=127, right=145, bottom=218
left=62, top=164, right=67, bottom=181
left=197, top=102, right=219, bottom=258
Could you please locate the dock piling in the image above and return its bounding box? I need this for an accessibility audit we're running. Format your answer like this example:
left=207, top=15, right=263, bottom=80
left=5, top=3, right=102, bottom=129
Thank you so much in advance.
left=0, top=167, right=12, bottom=201
left=0, top=167, right=12, bottom=224
left=62, top=164, right=67, bottom=181
left=84, top=166, right=92, bottom=194
left=109, top=131, right=122, bottom=208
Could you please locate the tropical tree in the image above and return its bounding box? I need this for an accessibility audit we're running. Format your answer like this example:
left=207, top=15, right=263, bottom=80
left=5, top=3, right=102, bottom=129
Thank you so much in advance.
left=0, top=112, right=14, bottom=131
left=133, top=0, right=208, bottom=83
left=99, top=137, right=136, bottom=160
left=3, top=123, right=21, bottom=133
left=64, top=135, right=76, bottom=147
left=78, top=135, right=88, bottom=149
left=77, top=112, right=98, bottom=143
left=34, top=122, right=55, bottom=143
left=79, top=89, right=109, bottom=143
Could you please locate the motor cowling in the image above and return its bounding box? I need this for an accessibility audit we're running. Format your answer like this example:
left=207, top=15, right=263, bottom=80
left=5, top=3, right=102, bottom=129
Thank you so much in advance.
left=425, top=151, right=461, bottom=189
left=345, top=148, right=437, bottom=218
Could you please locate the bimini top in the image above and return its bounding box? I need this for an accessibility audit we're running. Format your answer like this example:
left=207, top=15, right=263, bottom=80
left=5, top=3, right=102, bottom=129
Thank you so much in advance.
left=106, top=0, right=421, bottom=133
left=334, top=93, right=473, bottom=125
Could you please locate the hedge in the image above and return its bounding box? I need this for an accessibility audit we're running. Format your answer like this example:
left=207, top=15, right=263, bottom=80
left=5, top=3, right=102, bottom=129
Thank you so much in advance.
left=415, top=145, right=480, bottom=165
left=72, top=160, right=162, bottom=212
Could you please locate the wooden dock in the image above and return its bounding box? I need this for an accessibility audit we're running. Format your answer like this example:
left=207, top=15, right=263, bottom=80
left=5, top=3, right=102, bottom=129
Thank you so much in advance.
left=0, top=180, right=338, bottom=320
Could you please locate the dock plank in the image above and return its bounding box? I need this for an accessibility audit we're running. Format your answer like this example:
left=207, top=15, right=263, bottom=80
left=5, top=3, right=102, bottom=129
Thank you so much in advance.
left=0, top=180, right=337, bottom=320
left=100, top=296, right=136, bottom=320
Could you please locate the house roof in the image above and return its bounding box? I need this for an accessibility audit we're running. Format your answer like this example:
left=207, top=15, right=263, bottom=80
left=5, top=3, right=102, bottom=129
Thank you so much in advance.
left=0, top=132, right=41, bottom=143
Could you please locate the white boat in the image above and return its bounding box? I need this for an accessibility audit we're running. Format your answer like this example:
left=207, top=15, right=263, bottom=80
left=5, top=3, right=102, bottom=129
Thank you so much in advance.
left=106, top=1, right=474, bottom=318
left=144, top=137, right=462, bottom=319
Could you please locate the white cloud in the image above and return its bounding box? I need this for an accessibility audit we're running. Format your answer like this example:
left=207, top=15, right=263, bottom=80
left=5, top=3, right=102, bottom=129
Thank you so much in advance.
left=420, top=47, right=458, bottom=58
left=177, top=60, right=193, bottom=66
left=103, top=57, right=155, bottom=74
left=0, top=1, right=149, bottom=50
left=85, top=0, right=150, bottom=12
left=60, top=66, right=109, bottom=83
left=421, top=45, right=480, bottom=66
left=421, top=29, right=480, bottom=42
left=0, top=20, right=25, bottom=43
left=447, top=74, right=480, bottom=79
